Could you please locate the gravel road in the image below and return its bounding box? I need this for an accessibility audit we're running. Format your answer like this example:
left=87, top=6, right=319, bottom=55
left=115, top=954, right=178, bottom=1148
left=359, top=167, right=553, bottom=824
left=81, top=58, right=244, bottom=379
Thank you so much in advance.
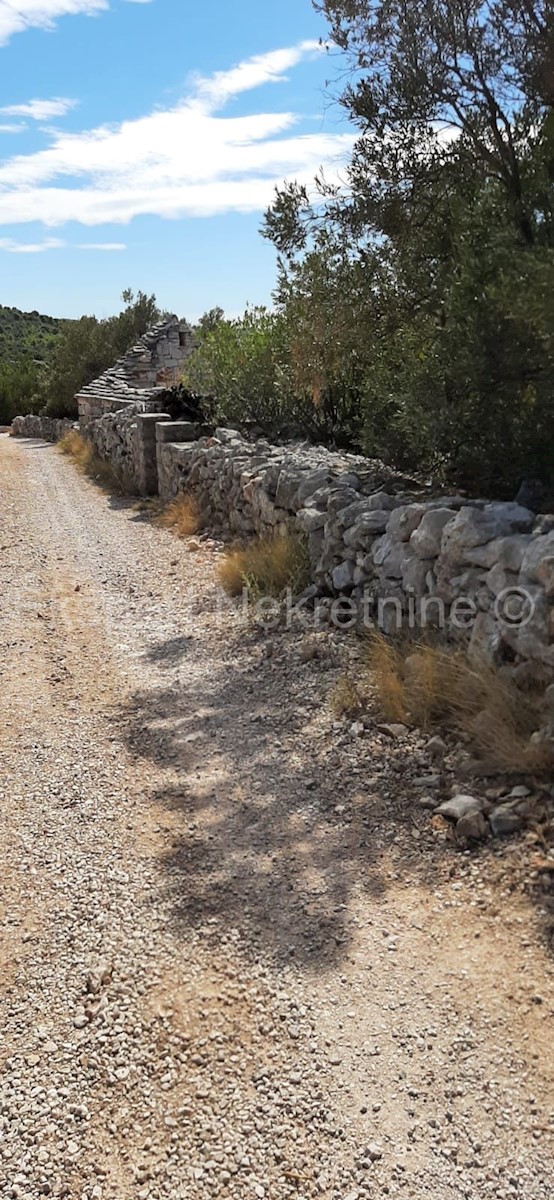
left=0, top=434, right=553, bottom=1200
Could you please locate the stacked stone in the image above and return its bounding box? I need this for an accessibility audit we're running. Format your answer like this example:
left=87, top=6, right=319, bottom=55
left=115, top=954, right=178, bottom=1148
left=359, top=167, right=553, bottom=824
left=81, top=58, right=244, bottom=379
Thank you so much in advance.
left=158, top=427, right=554, bottom=681
left=77, top=317, right=194, bottom=432
left=10, top=414, right=75, bottom=441
left=88, top=405, right=173, bottom=495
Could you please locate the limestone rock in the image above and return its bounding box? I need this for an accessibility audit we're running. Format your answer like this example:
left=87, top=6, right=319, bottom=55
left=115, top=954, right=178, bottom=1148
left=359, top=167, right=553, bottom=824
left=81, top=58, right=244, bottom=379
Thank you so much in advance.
left=410, top=508, right=456, bottom=558
left=521, top=531, right=554, bottom=596
left=441, top=504, right=534, bottom=564
left=387, top=504, right=426, bottom=542
left=456, top=811, right=490, bottom=842
left=435, top=794, right=484, bottom=821
left=332, top=560, right=356, bottom=591
left=489, top=804, right=526, bottom=836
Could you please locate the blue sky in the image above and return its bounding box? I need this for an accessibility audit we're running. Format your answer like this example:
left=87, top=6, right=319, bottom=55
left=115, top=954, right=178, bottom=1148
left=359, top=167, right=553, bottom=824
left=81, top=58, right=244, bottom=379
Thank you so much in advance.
left=0, top=0, right=352, bottom=320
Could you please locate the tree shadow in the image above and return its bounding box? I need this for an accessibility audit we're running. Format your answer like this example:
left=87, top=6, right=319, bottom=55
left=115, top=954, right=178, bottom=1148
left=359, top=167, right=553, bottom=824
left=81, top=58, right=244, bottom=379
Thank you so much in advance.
left=113, top=622, right=469, bottom=973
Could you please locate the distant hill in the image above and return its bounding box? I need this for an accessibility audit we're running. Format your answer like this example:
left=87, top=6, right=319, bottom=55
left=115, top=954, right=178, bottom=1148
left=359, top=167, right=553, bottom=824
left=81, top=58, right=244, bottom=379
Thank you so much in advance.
left=0, top=304, right=69, bottom=364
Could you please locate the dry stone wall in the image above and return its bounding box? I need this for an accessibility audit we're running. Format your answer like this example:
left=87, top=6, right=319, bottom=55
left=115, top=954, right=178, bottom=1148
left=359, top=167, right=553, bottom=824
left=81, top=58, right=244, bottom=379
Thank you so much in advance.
left=87, top=404, right=172, bottom=494
left=10, top=327, right=554, bottom=691
left=158, top=426, right=554, bottom=686
left=10, top=414, right=75, bottom=442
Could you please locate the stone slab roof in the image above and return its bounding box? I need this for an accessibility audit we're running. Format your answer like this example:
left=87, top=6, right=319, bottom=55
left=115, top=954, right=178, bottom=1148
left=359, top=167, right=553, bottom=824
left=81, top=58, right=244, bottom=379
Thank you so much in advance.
left=76, top=316, right=194, bottom=412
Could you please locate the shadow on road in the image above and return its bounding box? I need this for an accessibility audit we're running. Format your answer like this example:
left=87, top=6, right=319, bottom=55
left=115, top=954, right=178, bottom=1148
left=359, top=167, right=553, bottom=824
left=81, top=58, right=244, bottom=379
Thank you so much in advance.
left=113, top=622, right=464, bottom=972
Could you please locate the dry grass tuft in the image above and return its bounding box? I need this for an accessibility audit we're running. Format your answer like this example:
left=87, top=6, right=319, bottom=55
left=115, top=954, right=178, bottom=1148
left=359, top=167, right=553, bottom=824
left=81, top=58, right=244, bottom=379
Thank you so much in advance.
left=218, top=532, right=311, bottom=599
left=331, top=674, right=365, bottom=719
left=368, top=633, right=552, bottom=775
left=368, top=635, right=408, bottom=724
left=58, top=430, right=134, bottom=494
left=218, top=549, right=247, bottom=596
left=58, top=429, right=90, bottom=464
left=156, top=494, right=200, bottom=538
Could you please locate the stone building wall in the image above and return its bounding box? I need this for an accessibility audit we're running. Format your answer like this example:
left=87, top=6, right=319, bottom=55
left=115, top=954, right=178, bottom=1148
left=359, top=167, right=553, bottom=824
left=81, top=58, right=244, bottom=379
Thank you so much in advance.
left=77, top=317, right=194, bottom=432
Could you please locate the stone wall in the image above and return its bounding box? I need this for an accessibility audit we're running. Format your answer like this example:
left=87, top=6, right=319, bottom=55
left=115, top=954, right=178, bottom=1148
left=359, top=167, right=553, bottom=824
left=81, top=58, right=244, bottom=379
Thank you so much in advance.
left=157, top=426, right=554, bottom=684
left=11, top=391, right=554, bottom=686
left=10, top=414, right=75, bottom=442
left=87, top=404, right=172, bottom=495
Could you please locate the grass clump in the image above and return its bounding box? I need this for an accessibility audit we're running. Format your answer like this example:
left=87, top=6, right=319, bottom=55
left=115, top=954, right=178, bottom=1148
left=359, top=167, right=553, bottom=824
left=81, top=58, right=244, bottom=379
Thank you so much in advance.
left=367, top=633, right=551, bottom=775
left=219, top=532, right=311, bottom=599
left=331, top=674, right=365, bottom=719
left=156, top=494, right=200, bottom=538
left=57, top=430, right=133, bottom=494
left=58, top=429, right=91, bottom=464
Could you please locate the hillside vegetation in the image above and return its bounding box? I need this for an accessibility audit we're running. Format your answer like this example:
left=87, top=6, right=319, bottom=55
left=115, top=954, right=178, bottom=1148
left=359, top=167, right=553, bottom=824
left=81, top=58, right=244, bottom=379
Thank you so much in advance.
left=0, top=304, right=67, bottom=363
left=0, top=290, right=162, bottom=425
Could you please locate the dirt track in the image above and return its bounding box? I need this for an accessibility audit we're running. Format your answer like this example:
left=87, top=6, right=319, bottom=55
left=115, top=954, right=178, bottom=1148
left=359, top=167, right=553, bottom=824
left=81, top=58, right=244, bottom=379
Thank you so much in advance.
left=0, top=433, right=553, bottom=1200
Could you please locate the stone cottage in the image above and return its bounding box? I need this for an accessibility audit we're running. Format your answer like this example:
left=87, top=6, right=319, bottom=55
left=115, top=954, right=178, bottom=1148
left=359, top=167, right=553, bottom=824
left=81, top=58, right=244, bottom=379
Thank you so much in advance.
left=77, top=316, right=194, bottom=432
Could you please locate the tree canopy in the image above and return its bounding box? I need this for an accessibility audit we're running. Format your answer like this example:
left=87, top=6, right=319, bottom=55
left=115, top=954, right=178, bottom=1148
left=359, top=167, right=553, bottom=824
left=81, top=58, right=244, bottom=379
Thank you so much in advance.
left=258, top=0, right=554, bottom=494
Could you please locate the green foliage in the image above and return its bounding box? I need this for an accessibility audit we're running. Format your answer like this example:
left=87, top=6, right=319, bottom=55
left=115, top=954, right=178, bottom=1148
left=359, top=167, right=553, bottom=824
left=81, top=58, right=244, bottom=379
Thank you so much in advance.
left=0, top=291, right=163, bottom=423
left=186, top=286, right=368, bottom=446
left=39, top=290, right=162, bottom=418
left=0, top=304, right=66, bottom=364
left=183, top=307, right=311, bottom=436
left=0, top=305, right=66, bottom=424
left=0, top=358, right=42, bottom=425
left=258, top=0, right=554, bottom=495
left=362, top=203, right=554, bottom=493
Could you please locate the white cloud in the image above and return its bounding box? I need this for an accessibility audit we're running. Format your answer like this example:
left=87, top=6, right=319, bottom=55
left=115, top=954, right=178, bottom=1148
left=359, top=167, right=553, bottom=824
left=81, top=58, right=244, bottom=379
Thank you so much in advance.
left=0, top=235, right=64, bottom=251
left=0, top=235, right=126, bottom=251
left=0, top=42, right=353, bottom=228
left=0, top=1, right=110, bottom=45
left=0, top=123, right=27, bottom=133
left=0, top=1, right=154, bottom=45
left=193, top=42, right=320, bottom=109
left=0, top=98, right=78, bottom=120
left=77, top=241, right=126, bottom=250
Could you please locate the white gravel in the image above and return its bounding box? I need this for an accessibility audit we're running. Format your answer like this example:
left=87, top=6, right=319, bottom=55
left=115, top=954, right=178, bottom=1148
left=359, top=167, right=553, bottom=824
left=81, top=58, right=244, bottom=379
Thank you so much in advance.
left=0, top=435, right=552, bottom=1200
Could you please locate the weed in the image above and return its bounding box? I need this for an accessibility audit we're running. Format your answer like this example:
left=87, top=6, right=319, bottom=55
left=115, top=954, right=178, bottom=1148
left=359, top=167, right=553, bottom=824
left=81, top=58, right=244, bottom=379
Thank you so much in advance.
left=218, top=532, right=311, bottom=600
left=330, top=674, right=365, bottom=719
left=156, top=494, right=200, bottom=538
left=58, top=431, right=135, bottom=494
left=367, top=632, right=551, bottom=775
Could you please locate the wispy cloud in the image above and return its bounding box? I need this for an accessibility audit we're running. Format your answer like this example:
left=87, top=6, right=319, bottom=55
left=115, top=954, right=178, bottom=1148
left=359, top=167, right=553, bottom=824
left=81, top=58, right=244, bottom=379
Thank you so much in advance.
left=0, top=98, right=78, bottom=120
left=0, top=1, right=107, bottom=45
left=0, top=236, right=64, bottom=252
left=77, top=241, right=126, bottom=250
left=0, top=1, right=155, bottom=46
left=0, top=236, right=126, bottom=251
left=193, top=42, right=320, bottom=109
left=0, top=42, right=353, bottom=228
left=0, top=123, right=27, bottom=134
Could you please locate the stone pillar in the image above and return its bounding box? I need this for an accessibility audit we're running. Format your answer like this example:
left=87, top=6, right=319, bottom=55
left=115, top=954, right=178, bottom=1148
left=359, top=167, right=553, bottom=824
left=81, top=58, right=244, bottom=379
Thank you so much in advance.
left=134, top=413, right=171, bottom=495
left=156, top=420, right=201, bottom=500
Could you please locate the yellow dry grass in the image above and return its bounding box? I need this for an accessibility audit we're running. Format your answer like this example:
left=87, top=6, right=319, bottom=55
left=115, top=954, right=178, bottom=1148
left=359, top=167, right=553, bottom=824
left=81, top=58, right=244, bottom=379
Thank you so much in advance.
left=330, top=674, right=365, bottom=719
left=367, top=633, right=552, bottom=775
left=58, top=429, right=90, bottom=464
left=218, top=532, right=311, bottom=599
left=156, top=494, right=200, bottom=538
left=58, top=430, right=133, bottom=494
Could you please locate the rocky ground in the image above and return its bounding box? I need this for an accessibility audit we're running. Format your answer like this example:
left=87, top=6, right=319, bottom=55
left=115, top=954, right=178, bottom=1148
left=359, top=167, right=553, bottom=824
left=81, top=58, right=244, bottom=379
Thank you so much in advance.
left=0, top=434, right=553, bottom=1200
